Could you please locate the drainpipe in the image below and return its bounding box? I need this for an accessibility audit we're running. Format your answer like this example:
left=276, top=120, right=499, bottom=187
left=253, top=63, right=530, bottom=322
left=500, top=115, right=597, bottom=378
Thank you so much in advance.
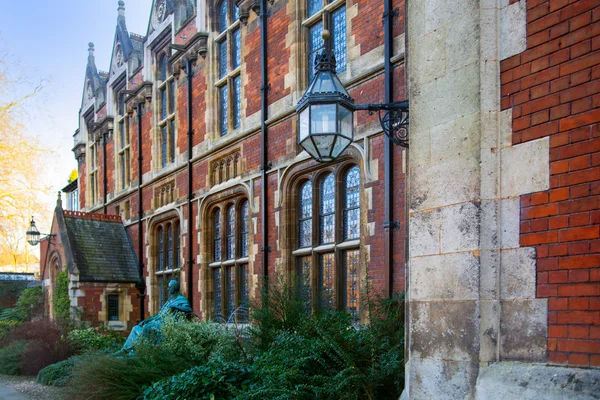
left=102, top=131, right=108, bottom=214
left=383, top=0, right=395, bottom=298
left=186, top=57, right=196, bottom=306
left=136, top=101, right=146, bottom=321
left=260, top=0, right=270, bottom=288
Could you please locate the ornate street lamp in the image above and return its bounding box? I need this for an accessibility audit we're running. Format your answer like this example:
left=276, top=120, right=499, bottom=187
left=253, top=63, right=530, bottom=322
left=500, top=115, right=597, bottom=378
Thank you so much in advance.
left=26, top=217, right=55, bottom=246
left=296, top=31, right=409, bottom=162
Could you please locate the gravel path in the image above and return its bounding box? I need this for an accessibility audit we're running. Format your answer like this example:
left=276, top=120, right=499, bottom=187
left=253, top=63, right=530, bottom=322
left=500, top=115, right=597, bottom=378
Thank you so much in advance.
left=0, top=375, right=68, bottom=400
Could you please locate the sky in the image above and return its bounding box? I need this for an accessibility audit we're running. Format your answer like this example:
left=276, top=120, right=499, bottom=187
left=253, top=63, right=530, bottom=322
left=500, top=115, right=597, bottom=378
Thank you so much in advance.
left=0, top=0, right=152, bottom=232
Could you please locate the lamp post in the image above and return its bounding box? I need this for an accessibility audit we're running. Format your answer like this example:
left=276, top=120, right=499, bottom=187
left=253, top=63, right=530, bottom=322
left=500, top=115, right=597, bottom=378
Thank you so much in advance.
left=296, top=31, right=409, bottom=162
left=25, top=217, right=55, bottom=246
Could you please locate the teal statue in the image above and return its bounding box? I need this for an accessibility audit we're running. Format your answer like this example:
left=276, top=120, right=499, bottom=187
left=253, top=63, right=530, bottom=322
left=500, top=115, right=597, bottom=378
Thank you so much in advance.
left=120, top=280, right=192, bottom=352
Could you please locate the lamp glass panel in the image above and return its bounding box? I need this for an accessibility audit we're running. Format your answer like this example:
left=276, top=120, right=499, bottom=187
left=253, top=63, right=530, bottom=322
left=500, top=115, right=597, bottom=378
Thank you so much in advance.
left=339, top=105, right=353, bottom=139
left=300, top=137, right=319, bottom=160
left=313, top=134, right=336, bottom=158
left=299, top=108, right=309, bottom=141
left=312, top=72, right=335, bottom=93
left=310, top=104, right=337, bottom=134
left=331, top=136, right=350, bottom=159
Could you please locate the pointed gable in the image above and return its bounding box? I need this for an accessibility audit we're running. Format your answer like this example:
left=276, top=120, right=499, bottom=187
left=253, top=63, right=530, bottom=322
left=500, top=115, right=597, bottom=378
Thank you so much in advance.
left=147, top=0, right=196, bottom=36
left=82, top=43, right=106, bottom=111
left=109, top=1, right=143, bottom=76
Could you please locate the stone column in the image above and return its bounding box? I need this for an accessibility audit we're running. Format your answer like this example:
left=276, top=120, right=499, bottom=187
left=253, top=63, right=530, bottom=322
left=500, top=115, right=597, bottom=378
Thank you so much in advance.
left=406, top=1, right=549, bottom=398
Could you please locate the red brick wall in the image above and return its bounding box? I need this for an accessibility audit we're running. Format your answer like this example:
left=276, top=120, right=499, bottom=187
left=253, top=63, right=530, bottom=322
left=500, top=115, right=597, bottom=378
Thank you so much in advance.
left=500, top=0, right=600, bottom=367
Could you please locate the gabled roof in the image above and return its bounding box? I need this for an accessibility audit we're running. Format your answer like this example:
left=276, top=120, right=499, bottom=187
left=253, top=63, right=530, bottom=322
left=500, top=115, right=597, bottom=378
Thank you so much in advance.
left=81, top=43, right=106, bottom=110
left=108, top=1, right=144, bottom=78
left=59, top=210, right=140, bottom=283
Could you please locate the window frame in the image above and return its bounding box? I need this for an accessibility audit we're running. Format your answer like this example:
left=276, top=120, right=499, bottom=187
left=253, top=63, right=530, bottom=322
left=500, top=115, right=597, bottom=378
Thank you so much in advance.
left=291, top=162, right=361, bottom=316
left=107, top=294, right=120, bottom=321
left=156, top=51, right=177, bottom=169
left=215, top=0, right=242, bottom=137
left=302, top=0, right=347, bottom=82
left=87, top=112, right=100, bottom=207
left=115, top=87, right=131, bottom=191
left=209, top=197, right=250, bottom=323
left=153, top=218, right=181, bottom=311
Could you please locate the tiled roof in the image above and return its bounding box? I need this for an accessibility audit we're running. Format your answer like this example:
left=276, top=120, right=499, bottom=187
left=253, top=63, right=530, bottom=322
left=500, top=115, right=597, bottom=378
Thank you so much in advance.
left=63, top=211, right=140, bottom=283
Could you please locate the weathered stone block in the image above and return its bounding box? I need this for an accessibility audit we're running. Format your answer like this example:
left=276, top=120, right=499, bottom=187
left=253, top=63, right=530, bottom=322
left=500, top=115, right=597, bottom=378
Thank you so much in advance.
left=410, top=253, right=480, bottom=301
left=410, top=300, right=480, bottom=361
left=407, top=358, right=479, bottom=400
left=500, top=197, right=520, bottom=249
left=479, top=300, right=500, bottom=363
left=411, top=28, right=446, bottom=86
left=446, top=11, right=480, bottom=73
left=500, top=137, right=550, bottom=198
left=430, top=112, right=481, bottom=163
left=480, top=249, right=499, bottom=299
left=500, top=299, right=548, bottom=361
left=499, top=0, right=526, bottom=61
left=440, top=201, right=480, bottom=253
left=500, top=247, right=536, bottom=299
left=409, top=209, right=441, bottom=257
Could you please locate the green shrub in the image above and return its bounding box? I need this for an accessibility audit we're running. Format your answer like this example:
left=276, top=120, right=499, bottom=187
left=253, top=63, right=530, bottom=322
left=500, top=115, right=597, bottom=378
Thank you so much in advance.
left=68, top=327, right=125, bottom=354
left=140, top=358, right=255, bottom=400
left=36, top=356, right=81, bottom=386
left=54, top=271, right=70, bottom=322
left=0, top=319, right=19, bottom=342
left=0, top=341, right=28, bottom=375
left=6, top=285, right=43, bottom=322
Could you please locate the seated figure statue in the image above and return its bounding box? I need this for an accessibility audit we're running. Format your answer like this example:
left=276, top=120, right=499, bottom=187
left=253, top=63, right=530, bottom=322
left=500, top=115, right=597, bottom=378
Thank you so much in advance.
left=120, top=279, right=192, bottom=352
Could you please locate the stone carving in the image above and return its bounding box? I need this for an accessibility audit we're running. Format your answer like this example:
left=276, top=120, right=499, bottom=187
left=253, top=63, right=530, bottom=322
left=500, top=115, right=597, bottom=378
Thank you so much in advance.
left=156, top=0, right=167, bottom=23
left=211, top=150, right=241, bottom=186
left=116, top=45, right=124, bottom=67
left=119, top=280, right=192, bottom=352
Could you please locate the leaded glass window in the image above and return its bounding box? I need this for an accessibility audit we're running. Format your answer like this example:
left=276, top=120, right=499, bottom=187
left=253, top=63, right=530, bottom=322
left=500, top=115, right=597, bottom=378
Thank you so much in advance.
left=213, top=268, right=223, bottom=321
left=305, top=1, right=347, bottom=81
left=108, top=295, right=119, bottom=321
left=320, top=174, right=335, bottom=244
left=115, top=88, right=130, bottom=191
left=226, top=205, right=235, bottom=259
left=226, top=266, right=236, bottom=321
left=344, top=250, right=359, bottom=319
left=240, top=200, right=249, bottom=257
left=299, top=181, right=313, bottom=248
left=158, top=227, right=164, bottom=271
left=294, top=164, right=361, bottom=316
left=214, top=209, right=222, bottom=262
left=174, top=223, right=180, bottom=268
left=216, top=0, right=242, bottom=136
left=167, top=224, right=173, bottom=268
left=211, top=199, right=251, bottom=323
left=156, top=51, right=176, bottom=169
left=320, top=253, right=335, bottom=310
left=154, top=220, right=181, bottom=312
left=344, top=166, right=360, bottom=240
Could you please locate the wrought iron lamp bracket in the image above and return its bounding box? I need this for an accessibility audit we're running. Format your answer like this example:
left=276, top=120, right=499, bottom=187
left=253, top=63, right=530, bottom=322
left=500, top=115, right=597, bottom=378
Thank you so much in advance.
left=355, top=100, right=409, bottom=148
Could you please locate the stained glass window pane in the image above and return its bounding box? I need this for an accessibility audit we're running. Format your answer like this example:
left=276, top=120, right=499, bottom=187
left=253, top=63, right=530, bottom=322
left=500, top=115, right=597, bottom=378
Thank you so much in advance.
left=233, top=76, right=241, bottom=129
left=214, top=210, right=222, bottom=262
left=158, top=228, right=164, bottom=271
left=161, top=89, right=167, bottom=120
left=233, top=4, right=240, bottom=21
left=169, top=81, right=175, bottom=114
left=220, top=85, right=228, bottom=136
left=344, top=166, right=360, bottom=240
left=332, top=6, right=347, bottom=73
left=108, top=295, right=119, bottom=321
left=213, top=268, right=222, bottom=321
left=169, top=119, right=175, bottom=162
left=320, top=174, right=335, bottom=244
left=240, top=200, right=249, bottom=257
left=160, top=55, right=167, bottom=81
left=233, top=29, right=241, bottom=69
left=239, top=264, right=249, bottom=322
left=167, top=224, right=173, bottom=269
left=226, top=205, right=235, bottom=259
left=161, top=126, right=167, bottom=167
left=320, top=253, right=335, bottom=311
left=120, top=122, right=125, bottom=149
left=120, top=153, right=126, bottom=190
left=308, top=22, right=323, bottom=82
left=298, top=256, right=311, bottom=308
left=308, top=0, right=322, bottom=18
left=298, top=181, right=312, bottom=248
left=119, top=94, right=125, bottom=116
left=219, top=41, right=228, bottom=79
left=219, top=0, right=228, bottom=33
left=174, top=224, right=180, bottom=269
left=226, top=266, right=236, bottom=321
left=344, top=250, right=359, bottom=319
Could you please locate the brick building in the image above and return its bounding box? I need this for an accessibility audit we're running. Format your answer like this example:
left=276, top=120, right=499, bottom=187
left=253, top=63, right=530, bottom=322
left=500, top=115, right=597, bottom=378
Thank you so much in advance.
left=42, top=0, right=600, bottom=397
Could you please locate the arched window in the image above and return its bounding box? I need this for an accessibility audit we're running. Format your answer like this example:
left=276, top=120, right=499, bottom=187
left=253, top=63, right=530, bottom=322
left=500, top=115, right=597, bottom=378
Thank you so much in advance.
left=216, top=0, right=242, bottom=136
left=210, top=198, right=250, bottom=323
left=154, top=219, right=181, bottom=309
left=295, top=164, right=361, bottom=317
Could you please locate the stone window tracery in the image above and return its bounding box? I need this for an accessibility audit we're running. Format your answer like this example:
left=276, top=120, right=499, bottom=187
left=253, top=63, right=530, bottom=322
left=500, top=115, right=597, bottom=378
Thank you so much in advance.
left=209, top=197, right=250, bottom=323
left=215, top=0, right=242, bottom=136
left=153, top=219, right=181, bottom=309
left=293, top=163, right=361, bottom=318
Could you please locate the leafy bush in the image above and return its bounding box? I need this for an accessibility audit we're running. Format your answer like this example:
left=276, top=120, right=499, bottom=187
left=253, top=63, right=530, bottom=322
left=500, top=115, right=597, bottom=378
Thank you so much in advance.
left=54, top=271, right=70, bottom=322
left=36, top=356, right=81, bottom=386
left=5, top=285, right=43, bottom=322
left=140, top=358, right=255, bottom=400
left=0, top=319, right=19, bottom=342
left=68, top=327, right=125, bottom=354
left=0, top=341, right=28, bottom=375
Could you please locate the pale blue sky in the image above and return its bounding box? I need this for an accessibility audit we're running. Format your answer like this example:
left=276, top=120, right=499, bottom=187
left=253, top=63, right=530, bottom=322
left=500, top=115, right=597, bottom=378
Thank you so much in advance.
left=0, top=0, right=152, bottom=225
